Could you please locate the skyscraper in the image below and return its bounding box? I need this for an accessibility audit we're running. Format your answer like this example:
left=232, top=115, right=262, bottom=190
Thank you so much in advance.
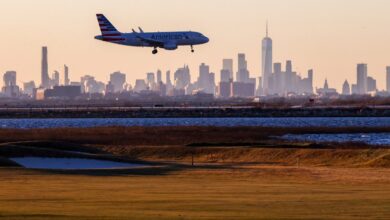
left=286, top=60, right=292, bottom=73
left=220, top=70, right=231, bottom=83
left=237, top=53, right=249, bottom=82
left=197, top=63, right=215, bottom=94
left=356, top=64, right=368, bottom=94
left=284, top=60, right=293, bottom=93
left=387, top=66, right=390, bottom=93
left=342, top=80, right=351, bottom=95
left=146, top=72, right=156, bottom=85
left=272, top=63, right=282, bottom=95
left=261, top=22, right=273, bottom=94
left=157, top=70, right=162, bottom=84
left=174, top=65, right=191, bottom=90
left=165, top=71, right=173, bottom=95
left=3, top=71, right=16, bottom=87
left=52, top=71, right=60, bottom=86
left=367, top=76, right=377, bottom=92
left=307, top=69, right=314, bottom=94
left=2, top=71, right=20, bottom=98
left=64, top=65, right=70, bottom=86
left=166, top=71, right=171, bottom=85
left=109, top=71, right=126, bottom=93
left=218, top=79, right=232, bottom=98
left=41, top=47, right=50, bottom=89
left=80, top=75, right=95, bottom=93
left=222, top=59, right=233, bottom=80
left=23, top=81, right=36, bottom=97
left=134, top=80, right=147, bottom=93
left=308, top=69, right=313, bottom=85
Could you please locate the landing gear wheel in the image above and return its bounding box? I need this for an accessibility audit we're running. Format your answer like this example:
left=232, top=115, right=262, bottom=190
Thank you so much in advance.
left=152, top=48, right=158, bottom=54
left=191, top=45, right=195, bottom=53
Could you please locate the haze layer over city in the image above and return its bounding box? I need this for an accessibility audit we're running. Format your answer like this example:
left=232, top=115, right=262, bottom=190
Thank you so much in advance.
left=2, top=0, right=390, bottom=92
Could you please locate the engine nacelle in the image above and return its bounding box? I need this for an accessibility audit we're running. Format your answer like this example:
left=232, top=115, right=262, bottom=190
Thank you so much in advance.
left=164, top=41, right=178, bottom=50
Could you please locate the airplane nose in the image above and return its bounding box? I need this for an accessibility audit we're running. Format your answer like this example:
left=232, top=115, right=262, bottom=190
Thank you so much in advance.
left=204, top=36, right=209, bottom=43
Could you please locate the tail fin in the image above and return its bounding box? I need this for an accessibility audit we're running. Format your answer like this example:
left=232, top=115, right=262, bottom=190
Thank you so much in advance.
left=96, top=14, right=121, bottom=36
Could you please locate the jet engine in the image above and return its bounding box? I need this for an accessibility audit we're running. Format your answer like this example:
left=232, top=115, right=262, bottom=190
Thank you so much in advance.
left=163, top=42, right=178, bottom=50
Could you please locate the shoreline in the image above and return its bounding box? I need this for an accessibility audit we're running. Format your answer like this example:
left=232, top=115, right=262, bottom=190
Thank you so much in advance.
left=0, top=107, right=390, bottom=118
left=0, top=126, right=389, bottom=147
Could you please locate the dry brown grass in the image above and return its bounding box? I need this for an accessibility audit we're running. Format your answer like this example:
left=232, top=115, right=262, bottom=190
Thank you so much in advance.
left=101, top=145, right=390, bottom=168
left=0, top=126, right=389, bottom=169
left=0, top=165, right=389, bottom=220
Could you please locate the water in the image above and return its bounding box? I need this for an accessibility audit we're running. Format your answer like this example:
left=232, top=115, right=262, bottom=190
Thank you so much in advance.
left=282, top=133, right=390, bottom=146
left=0, top=117, right=390, bottom=129
left=10, top=157, right=146, bottom=170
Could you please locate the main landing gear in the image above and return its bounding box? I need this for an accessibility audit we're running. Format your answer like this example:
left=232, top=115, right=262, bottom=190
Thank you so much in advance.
left=152, top=47, right=158, bottom=54
left=191, top=45, right=195, bottom=53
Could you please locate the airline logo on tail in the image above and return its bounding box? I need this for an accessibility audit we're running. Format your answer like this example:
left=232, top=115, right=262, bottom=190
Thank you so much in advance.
left=96, top=14, right=125, bottom=42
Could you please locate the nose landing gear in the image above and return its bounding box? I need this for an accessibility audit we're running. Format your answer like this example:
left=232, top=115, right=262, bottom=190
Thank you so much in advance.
left=191, top=45, right=194, bottom=53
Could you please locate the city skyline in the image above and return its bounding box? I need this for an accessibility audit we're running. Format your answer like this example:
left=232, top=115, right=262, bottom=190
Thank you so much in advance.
left=1, top=0, right=390, bottom=91
left=1, top=46, right=390, bottom=99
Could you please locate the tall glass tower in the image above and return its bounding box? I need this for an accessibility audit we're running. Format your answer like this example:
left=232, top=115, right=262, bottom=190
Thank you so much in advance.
left=261, top=23, right=273, bottom=95
left=357, top=64, right=367, bottom=94
left=41, top=46, right=50, bottom=89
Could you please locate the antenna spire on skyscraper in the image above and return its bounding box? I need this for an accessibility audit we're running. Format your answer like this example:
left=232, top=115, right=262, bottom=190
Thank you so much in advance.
left=266, top=20, right=269, bottom=37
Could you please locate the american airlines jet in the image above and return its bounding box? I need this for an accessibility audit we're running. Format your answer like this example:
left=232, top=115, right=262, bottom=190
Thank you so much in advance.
left=95, top=14, right=209, bottom=54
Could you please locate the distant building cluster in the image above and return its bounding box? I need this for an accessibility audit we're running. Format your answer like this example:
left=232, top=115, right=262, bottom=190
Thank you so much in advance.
left=2, top=32, right=390, bottom=101
left=131, top=54, right=256, bottom=98
left=335, top=63, right=388, bottom=97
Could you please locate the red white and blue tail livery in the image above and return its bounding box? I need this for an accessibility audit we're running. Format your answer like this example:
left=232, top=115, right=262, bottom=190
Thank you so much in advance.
left=97, top=14, right=125, bottom=42
left=95, top=14, right=209, bottom=54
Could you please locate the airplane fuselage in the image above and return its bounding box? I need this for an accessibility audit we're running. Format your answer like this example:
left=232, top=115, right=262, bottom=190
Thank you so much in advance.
left=95, top=31, right=209, bottom=49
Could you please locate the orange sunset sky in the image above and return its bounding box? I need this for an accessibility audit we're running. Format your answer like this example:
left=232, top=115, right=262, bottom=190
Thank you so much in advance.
left=1, top=0, right=390, bottom=91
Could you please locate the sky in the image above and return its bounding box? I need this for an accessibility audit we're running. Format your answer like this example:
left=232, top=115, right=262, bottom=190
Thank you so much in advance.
left=1, top=0, right=390, bottom=91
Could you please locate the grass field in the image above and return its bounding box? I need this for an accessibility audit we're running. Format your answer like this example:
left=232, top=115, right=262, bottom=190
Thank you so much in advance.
left=0, top=165, right=389, bottom=220
left=0, top=127, right=389, bottom=219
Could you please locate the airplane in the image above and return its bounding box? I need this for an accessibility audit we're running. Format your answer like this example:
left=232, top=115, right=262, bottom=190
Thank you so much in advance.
left=94, top=14, right=209, bottom=54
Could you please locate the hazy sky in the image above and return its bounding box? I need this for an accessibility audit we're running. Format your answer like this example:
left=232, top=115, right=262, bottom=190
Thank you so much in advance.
left=1, top=0, right=390, bottom=91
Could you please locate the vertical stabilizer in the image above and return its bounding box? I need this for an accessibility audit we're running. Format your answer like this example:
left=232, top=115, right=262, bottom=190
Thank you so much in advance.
left=96, top=14, right=124, bottom=42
